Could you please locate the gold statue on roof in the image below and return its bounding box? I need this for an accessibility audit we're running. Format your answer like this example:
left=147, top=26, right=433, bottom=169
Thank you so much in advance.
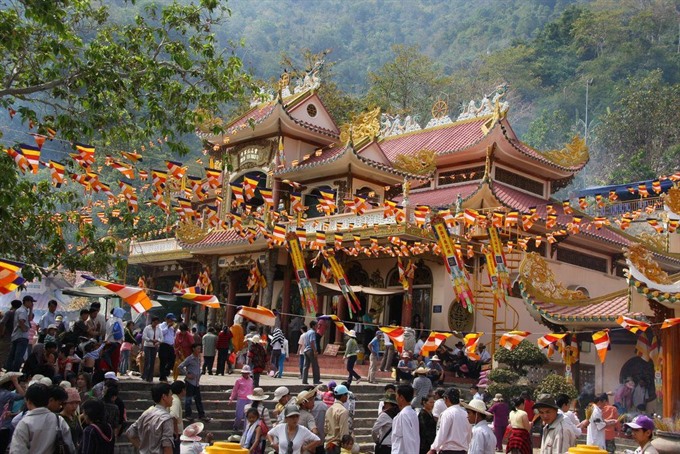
left=394, top=149, right=436, bottom=176
left=339, top=107, right=381, bottom=144
left=176, top=220, right=210, bottom=244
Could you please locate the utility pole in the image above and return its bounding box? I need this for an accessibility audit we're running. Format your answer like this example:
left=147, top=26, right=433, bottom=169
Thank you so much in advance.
left=585, top=78, right=593, bottom=144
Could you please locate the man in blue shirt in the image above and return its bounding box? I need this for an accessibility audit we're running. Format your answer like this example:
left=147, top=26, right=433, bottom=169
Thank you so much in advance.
left=367, top=331, right=382, bottom=384
left=178, top=343, right=211, bottom=422
left=158, top=313, right=176, bottom=382
left=302, top=320, right=321, bottom=385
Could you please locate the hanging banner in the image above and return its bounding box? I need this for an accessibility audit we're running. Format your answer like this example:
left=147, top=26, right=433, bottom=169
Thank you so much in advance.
left=499, top=331, right=530, bottom=351
left=592, top=330, right=610, bottom=363
left=325, top=251, right=361, bottom=316
left=287, top=232, right=318, bottom=315
left=649, top=335, right=663, bottom=400
left=430, top=215, right=473, bottom=312
left=421, top=331, right=453, bottom=355
left=488, top=226, right=511, bottom=298
left=464, top=332, right=483, bottom=360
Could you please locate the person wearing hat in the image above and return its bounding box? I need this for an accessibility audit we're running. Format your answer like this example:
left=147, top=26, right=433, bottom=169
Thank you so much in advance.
left=625, top=415, right=658, bottom=454
left=44, top=324, right=59, bottom=344
left=534, top=394, right=577, bottom=454
left=343, top=330, right=362, bottom=386
left=247, top=334, right=268, bottom=387
left=324, top=384, right=350, bottom=454
left=179, top=421, right=213, bottom=454
left=268, top=405, right=321, bottom=454
left=488, top=393, right=510, bottom=452
left=141, top=316, right=162, bottom=382
left=463, top=398, right=496, bottom=454
left=411, top=367, right=432, bottom=409
left=60, top=387, right=83, bottom=450
left=396, top=351, right=416, bottom=383
left=229, top=365, right=254, bottom=430
left=245, top=388, right=272, bottom=430
left=158, top=313, right=177, bottom=382
left=295, top=388, right=321, bottom=439
left=7, top=295, right=34, bottom=372
left=426, top=355, right=444, bottom=385
left=372, top=393, right=399, bottom=454
left=272, top=386, right=291, bottom=424
left=428, top=387, right=471, bottom=454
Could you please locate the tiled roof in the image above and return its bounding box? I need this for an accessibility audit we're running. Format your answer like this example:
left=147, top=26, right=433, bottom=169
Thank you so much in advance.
left=224, top=103, right=277, bottom=135
left=395, top=182, right=481, bottom=208
left=521, top=282, right=630, bottom=326
left=490, top=182, right=632, bottom=247
left=378, top=117, right=491, bottom=162
left=179, top=229, right=249, bottom=250
left=501, top=124, right=586, bottom=173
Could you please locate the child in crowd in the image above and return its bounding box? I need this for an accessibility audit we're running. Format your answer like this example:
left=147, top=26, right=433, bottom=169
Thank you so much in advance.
left=323, top=382, right=336, bottom=407
left=241, top=407, right=267, bottom=454
left=230, top=365, right=254, bottom=431
left=340, top=434, right=354, bottom=454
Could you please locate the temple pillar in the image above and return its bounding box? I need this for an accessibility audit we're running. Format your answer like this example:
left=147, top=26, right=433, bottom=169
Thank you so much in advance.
left=662, top=323, right=680, bottom=417
left=226, top=271, right=237, bottom=326
left=335, top=296, right=347, bottom=345
left=400, top=273, right=414, bottom=327
left=281, top=260, right=292, bottom=337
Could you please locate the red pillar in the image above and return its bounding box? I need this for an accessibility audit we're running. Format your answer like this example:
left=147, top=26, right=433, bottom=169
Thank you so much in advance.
left=400, top=274, right=414, bottom=327
left=335, top=296, right=347, bottom=345
left=662, top=323, right=680, bottom=417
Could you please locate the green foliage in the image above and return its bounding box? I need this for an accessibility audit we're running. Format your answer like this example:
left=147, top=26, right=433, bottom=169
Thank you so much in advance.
left=494, top=341, right=548, bottom=375
left=488, top=368, right=520, bottom=384
left=0, top=0, right=254, bottom=154
left=534, top=373, right=578, bottom=400
left=487, top=383, right=534, bottom=402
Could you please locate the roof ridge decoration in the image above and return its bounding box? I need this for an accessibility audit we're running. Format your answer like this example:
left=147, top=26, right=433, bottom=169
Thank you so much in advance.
left=393, top=149, right=436, bottom=176
left=250, top=58, right=326, bottom=108
left=176, top=220, right=210, bottom=244
left=540, top=136, right=589, bottom=169
left=625, top=243, right=673, bottom=285
left=457, top=84, right=509, bottom=122
left=339, top=107, right=381, bottom=145
left=664, top=185, right=680, bottom=217
left=380, top=113, right=422, bottom=138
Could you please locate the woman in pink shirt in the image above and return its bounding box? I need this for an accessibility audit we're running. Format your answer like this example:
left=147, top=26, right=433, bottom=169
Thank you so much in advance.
left=230, top=365, right=254, bottom=430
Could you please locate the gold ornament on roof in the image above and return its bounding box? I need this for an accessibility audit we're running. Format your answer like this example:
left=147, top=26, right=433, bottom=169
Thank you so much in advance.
left=542, top=135, right=589, bottom=168
left=176, top=220, right=210, bottom=244
left=394, top=149, right=436, bottom=176
left=519, top=252, right=588, bottom=302
left=626, top=243, right=672, bottom=284
left=664, top=185, right=680, bottom=215
left=339, top=107, right=381, bottom=144
left=431, top=99, right=448, bottom=119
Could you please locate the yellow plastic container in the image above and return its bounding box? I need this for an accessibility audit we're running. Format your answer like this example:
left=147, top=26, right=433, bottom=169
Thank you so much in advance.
left=213, top=442, right=241, bottom=449
left=567, top=445, right=608, bottom=454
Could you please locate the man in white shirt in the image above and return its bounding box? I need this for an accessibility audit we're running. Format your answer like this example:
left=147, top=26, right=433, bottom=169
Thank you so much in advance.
left=428, top=387, right=470, bottom=454
left=158, top=313, right=177, bottom=382
left=391, top=384, right=419, bottom=454
left=432, top=388, right=447, bottom=420
left=586, top=393, right=617, bottom=450
left=142, top=316, right=162, bottom=382
left=463, top=398, right=496, bottom=454
left=38, top=300, right=59, bottom=334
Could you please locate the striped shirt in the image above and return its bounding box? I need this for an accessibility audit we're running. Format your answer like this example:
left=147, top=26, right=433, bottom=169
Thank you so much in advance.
left=270, top=328, right=285, bottom=351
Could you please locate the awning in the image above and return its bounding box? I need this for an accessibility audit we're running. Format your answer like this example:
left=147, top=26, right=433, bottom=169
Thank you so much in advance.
left=315, top=282, right=404, bottom=297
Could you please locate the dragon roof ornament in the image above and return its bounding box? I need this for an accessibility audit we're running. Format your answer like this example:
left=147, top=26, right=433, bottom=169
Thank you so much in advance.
left=664, top=185, right=680, bottom=217
left=518, top=252, right=589, bottom=304
left=541, top=135, right=589, bottom=168
left=339, top=107, right=381, bottom=144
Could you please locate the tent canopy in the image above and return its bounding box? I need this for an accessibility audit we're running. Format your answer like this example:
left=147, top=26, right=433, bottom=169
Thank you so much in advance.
left=315, top=282, right=404, bottom=297
left=61, top=287, right=117, bottom=298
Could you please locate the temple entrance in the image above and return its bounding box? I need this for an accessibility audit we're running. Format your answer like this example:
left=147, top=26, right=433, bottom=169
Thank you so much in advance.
left=619, top=356, right=656, bottom=402
left=387, top=294, right=403, bottom=326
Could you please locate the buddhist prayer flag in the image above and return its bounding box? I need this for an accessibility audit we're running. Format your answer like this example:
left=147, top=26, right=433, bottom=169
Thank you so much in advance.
left=661, top=317, right=680, bottom=329
left=499, top=331, right=530, bottom=351
left=421, top=331, right=453, bottom=355
left=638, top=184, right=649, bottom=197
left=18, top=144, right=40, bottom=174
left=83, top=276, right=153, bottom=313
left=111, top=160, right=134, bottom=179
left=537, top=333, right=567, bottom=358
left=383, top=200, right=398, bottom=218
left=47, top=161, right=66, bottom=188
left=74, top=143, right=95, bottom=166
left=431, top=216, right=473, bottom=312
left=205, top=168, right=221, bottom=188
left=242, top=176, right=259, bottom=200
left=259, top=188, right=274, bottom=208
left=290, top=192, right=304, bottom=213
left=318, top=314, right=347, bottom=334
left=464, top=332, right=482, bottom=360
left=380, top=326, right=405, bottom=352
left=176, top=288, right=220, bottom=308
left=635, top=332, right=652, bottom=361
left=287, top=232, right=317, bottom=314
left=562, top=200, right=573, bottom=215
left=617, top=315, right=650, bottom=333
left=414, top=205, right=430, bottom=227
left=152, top=170, right=168, bottom=188
left=5, top=148, right=30, bottom=174
left=237, top=305, right=276, bottom=327
left=121, top=151, right=143, bottom=162
left=592, top=330, right=610, bottom=363
left=166, top=160, right=186, bottom=179
left=0, top=259, right=27, bottom=295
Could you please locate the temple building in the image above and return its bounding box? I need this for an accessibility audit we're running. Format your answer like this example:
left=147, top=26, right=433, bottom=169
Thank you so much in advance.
left=128, top=73, right=680, bottom=416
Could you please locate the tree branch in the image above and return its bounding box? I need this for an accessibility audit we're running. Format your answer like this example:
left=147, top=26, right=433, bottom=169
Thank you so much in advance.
left=0, top=74, right=78, bottom=98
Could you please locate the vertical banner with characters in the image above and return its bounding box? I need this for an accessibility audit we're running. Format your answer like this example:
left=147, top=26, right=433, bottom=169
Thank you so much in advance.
left=431, top=215, right=474, bottom=312
left=325, top=251, right=362, bottom=316
left=287, top=232, right=318, bottom=315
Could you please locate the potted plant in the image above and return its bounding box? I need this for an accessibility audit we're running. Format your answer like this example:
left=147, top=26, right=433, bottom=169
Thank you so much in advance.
left=652, top=417, right=680, bottom=454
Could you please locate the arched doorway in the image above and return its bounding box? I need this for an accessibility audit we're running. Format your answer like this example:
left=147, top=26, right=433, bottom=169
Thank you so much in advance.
left=386, top=263, right=433, bottom=328
left=619, top=356, right=656, bottom=403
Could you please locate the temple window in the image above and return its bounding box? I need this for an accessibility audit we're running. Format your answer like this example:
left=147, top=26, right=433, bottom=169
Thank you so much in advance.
left=555, top=247, right=608, bottom=273
left=494, top=167, right=544, bottom=196
left=437, top=165, right=486, bottom=186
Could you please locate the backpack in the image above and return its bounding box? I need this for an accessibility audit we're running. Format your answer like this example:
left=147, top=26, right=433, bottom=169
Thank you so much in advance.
left=112, top=321, right=123, bottom=341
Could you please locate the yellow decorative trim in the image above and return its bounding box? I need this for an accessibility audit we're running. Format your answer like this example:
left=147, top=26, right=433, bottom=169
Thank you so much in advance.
left=664, top=185, right=680, bottom=215
left=393, top=149, right=436, bottom=175
left=541, top=135, right=589, bottom=168
left=625, top=243, right=672, bottom=284
left=481, top=99, right=508, bottom=134
left=175, top=221, right=210, bottom=244
left=339, top=107, right=381, bottom=144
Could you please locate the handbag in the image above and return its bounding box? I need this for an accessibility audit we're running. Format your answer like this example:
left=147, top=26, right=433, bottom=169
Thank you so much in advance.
left=374, top=427, right=391, bottom=454
left=54, top=414, right=71, bottom=454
